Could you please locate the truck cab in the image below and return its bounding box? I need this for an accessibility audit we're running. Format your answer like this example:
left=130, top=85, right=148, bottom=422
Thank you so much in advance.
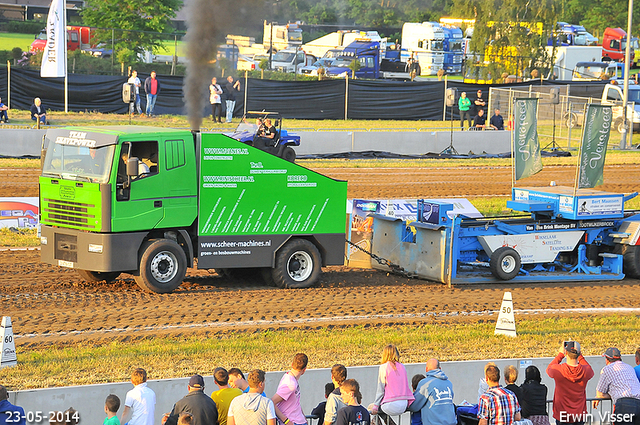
left=325, top=40, right=381, bottom=79
left=601, top=83, right=640, bottom=132
left=441, top=25, right=464, bottom=73
left=30, top=25, right=92, bottom=52
left=271, top=48, right=315, bottom=73
left=602, top=27, right=635, bottom=63
left=401, top=22, right=445, bottom=76
left=572, top=61, right=617, bottom=81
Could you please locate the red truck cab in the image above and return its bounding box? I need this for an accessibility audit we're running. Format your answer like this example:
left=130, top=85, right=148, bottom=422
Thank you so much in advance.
left=602, top=27, right=635, bottom=63
left=30, top=26, right=92, bottom=52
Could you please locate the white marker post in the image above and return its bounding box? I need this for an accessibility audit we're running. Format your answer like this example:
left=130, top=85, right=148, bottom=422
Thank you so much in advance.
left=0, top=316, right=17, bottom=368
left=495, top=292, right=517, bottom=337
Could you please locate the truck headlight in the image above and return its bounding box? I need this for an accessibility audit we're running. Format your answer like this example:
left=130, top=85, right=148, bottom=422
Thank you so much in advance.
left=40, top=236, right=47, bottom=245
left=88, top=244, right=103, bottom=253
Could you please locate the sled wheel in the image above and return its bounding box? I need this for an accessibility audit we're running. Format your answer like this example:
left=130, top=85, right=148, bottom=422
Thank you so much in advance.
left=490, top=247, right=521, bottom=280
left=271, top=239, right=321, bottom=289
left=77, top=270, right=120, bottom=283
left=622, top=244, right=640, bottom=278
left=135, top=239, right=187, bottom=293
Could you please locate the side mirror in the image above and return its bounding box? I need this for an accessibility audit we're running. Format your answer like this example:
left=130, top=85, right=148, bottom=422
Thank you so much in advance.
left=127, top=157, right=140, bottom=176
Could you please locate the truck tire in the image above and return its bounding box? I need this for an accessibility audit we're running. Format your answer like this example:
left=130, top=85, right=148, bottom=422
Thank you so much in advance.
left=135, top=239, right=187, bottom=293
left=77, top=270, right=120, bottom=283
left=622, top=245, right=640, bottom=278
left=261, top=268, right=277, bottom=286
left=490, top=247, right=521, bottom=280
left=283, top=147, right=296, bottom=163
left=270, top=239, right=321, bottom=289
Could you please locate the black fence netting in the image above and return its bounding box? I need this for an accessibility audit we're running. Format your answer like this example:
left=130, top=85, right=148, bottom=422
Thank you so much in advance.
left=0, top=68, right=608, bottom=120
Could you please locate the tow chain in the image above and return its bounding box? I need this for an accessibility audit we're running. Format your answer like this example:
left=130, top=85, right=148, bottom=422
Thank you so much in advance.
left=345, top=239, right=416, bottom=278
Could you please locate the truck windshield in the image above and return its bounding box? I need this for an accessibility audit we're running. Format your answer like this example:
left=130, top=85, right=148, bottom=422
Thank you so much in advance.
left=431, top=40, right=444, bottom=51
left=332, top=58, right=353, bottom=67
left=273, top=51, right=296, bottom=62
left=288, top=31, right=303, bottom=43
left=42, top=143, right=115, bottom=183
left=450, top=41, right=463, bottom=51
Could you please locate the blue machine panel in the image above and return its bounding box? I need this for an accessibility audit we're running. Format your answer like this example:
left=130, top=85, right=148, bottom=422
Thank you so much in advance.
left=512, top=186, right=625, bottom=219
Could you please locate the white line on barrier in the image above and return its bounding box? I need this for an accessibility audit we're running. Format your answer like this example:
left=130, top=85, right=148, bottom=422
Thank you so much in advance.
left=14, top=307, right=640, bottom=339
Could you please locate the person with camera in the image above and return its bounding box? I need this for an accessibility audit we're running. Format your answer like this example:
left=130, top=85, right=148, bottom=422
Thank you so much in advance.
left=546, top=342, right=594, bottom=425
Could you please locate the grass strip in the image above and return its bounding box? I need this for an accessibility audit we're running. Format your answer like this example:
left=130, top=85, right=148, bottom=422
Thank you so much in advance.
left=1, top=314, right=639, bottom=390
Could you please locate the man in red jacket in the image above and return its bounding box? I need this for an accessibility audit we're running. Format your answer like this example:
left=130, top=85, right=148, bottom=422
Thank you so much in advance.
left=547, top=341, right=594, bottom=425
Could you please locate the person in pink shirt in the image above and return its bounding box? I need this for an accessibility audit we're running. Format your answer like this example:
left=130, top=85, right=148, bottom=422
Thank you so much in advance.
left=273, top=353, right=308, bottom=425
left=371, top=345, right=415, bottom=425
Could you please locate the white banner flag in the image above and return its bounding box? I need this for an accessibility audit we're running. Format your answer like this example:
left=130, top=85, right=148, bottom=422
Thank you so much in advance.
left=40, top=0, right=67, bottom=78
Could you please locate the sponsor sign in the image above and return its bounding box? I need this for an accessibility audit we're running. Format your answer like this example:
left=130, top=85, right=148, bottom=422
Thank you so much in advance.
left=40, top=0, right=67, bottom=78
left=0, top=198, right=39, bottom=229
left=577, top=196, right=623, bottom=217
left=478, top=231, right=584, bottom=264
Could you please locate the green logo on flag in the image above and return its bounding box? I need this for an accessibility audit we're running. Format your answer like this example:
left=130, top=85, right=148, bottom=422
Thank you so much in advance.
left=578, top=105, right=612, bottom=188
left=514, top=98, right=543, bottom=180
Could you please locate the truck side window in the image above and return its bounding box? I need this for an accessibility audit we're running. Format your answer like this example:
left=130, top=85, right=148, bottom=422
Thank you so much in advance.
left=607, top=89, right=622, bottom=101
left=611, top=40, right=620, bottom=50
left=165, top=139, right=186, bottom=170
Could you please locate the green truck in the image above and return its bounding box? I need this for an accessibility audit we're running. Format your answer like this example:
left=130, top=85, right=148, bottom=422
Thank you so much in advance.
left=39, top=126, right=347, bottom=293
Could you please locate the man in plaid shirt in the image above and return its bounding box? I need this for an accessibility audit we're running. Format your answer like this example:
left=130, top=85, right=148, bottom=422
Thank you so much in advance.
left=478, top=365, right=522, bottom=425
left=593, top=347, right=640, bottom=425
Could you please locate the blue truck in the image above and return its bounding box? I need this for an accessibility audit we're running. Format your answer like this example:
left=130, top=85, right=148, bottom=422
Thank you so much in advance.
left=441, top=26, right=464, bottom=74
left=325, top=40, right=411, bottom=79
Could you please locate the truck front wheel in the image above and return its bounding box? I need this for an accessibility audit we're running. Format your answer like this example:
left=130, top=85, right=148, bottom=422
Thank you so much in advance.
left=77, top=270, right=120, bottom=283
left=135, top=239, right=187, bottom=293
left=270, top=239, right=321, bottom=289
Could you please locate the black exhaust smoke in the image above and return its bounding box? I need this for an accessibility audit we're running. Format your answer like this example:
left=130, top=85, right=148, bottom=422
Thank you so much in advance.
left=183, top=0, right=218, bottom=131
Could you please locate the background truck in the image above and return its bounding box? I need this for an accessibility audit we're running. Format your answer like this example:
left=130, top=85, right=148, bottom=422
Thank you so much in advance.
left=263, top=21, right=303, bottom=52
left=303, top=30, right=384, bottom=59
left=553, top=22, right=598, bottom=46
left=270, top=48, right=316, bottom=72
left=39, top=127, right=347, bottom=293
left=441, top=25, right=464, bottom=74
left=602, top=27, right=635, bottom=63
left=546, top=45, right=603, bottom=80
left=564, top=83, right=640, bottom=133
left=401, top=22, right=445, bottom=76
left=30, top=25, right=92, bottom=52
left=324, top=40, right=411, bottom=79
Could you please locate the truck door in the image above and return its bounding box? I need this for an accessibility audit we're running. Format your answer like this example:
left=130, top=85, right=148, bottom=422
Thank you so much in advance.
left=68, top=29, right=79, bottom=51
left=113, top=140, right=165, bottom=231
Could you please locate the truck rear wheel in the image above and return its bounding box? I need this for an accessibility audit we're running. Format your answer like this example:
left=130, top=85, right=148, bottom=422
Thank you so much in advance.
left=615, top=117, right=631, bottom=134
left=622, top=245, right=640, bottom=278
left=490, top=247, right=521, bottom=280
left=77, top=270, right=120, bottom=283
left=270, top=239, right=321, bottom=289
left=135, top=239, right=187, bottom=293
left=564, top=112, right=577, bottom=128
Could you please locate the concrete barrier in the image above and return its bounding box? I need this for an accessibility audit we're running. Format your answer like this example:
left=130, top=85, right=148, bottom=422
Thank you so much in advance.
left=0, top=129, right=511, bottom=158
left=8, top=354, right=625, bottom=425
left=0, top=129, right=45, bottom=157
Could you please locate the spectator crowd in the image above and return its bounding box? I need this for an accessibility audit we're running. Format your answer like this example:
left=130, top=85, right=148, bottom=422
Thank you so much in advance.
left=1, top=344, right=640, bottom=425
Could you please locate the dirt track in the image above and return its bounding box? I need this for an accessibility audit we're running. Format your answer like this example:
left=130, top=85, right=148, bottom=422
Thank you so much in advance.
left=2, top=163, right=640, bottom=348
